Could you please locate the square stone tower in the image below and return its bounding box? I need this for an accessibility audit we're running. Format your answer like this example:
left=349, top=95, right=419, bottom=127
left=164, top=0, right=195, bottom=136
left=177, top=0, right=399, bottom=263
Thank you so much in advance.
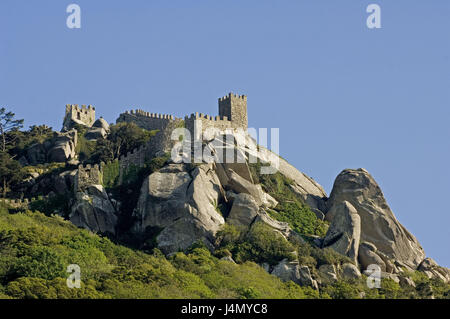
left=63, top=104, right=96, bottom=130
left=218, top=93, right=248, bottom=130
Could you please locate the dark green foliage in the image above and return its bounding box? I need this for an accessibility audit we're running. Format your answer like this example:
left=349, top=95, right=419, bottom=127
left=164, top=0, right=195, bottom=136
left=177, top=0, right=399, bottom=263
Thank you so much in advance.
left=297, top=243, right=353, bottom=268
left=0, top=206, right=317, bottom=299
left=0, top=107, right=24, bottom=153
left=92, top=122, right=157, bottom=163
left=12, top=246, right=66, bottom=280
left=0, top=152, right=25, bottom=197
left=249, top=162, right=328, bottom=237
left=29, top=194, right=72, bottom=218
left=107, top=154, right=170, bottom=246
left=102, top=159, right=119, bottom=188
left=6, top=125, right=53, bottom=159
left=216, top=223, right=296, bottom=266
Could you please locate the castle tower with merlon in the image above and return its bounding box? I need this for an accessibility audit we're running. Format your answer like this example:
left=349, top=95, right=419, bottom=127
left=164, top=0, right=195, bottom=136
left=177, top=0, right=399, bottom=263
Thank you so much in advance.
left=218, top=93, right=248, bottom=130
left=63, top=104, right=96, bottom=130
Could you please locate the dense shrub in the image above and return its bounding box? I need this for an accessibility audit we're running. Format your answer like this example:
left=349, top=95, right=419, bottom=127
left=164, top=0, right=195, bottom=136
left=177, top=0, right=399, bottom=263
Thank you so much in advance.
left=249, top=162, right=328, bottom=237
left=0, top=202, right=318, bottom=299
left=216, top=223, right=296, bottom=266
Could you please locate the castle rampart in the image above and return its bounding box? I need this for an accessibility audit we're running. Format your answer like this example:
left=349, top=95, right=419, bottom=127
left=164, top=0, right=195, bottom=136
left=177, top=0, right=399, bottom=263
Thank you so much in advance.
left=112, top=93, right=247, bottom=182
left=75, top=163, right=103, bottom=192
left=63, top=104, right=96, bottom=130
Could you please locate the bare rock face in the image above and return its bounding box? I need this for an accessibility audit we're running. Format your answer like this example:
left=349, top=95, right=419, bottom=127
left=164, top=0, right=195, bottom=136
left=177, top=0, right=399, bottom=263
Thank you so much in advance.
left=227, top=193, right=259, bottom=227
left=209, top=134, right=327, bottom=215
left=85, top=118, right=110, bottom=140
left=132, top=164, right=225, bottom=254
left=24, top=129, right=78, bottom=165
left=70, top=184, right=118, bottom=235
left=270, top=259, right=319, bottom=290
left=47, top=129, right=78, bottom=162
left=318, top=264, right=338, bottom=284
left=271, top=258, right=301, bottom=283
left=358, top=242, right=387, bottom=272
left=326, top=168, right=425, bottom=269
left=322, top=201, right=361, bottom=264
left=341, top=263, right=362, bottom=280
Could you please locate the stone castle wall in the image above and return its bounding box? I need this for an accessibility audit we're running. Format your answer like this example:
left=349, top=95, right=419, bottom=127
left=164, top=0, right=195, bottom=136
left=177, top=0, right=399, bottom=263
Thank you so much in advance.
left=184, top=112, right=233, bottom=141
left=64, top=104, right=96, bottom=129
left=116, top=109, right=182, bottom=131
left=113, top=93, right=248, bottom=181
left=218, top=93, right=248, bottom=130
left=75, top=164, right=103, bottom=192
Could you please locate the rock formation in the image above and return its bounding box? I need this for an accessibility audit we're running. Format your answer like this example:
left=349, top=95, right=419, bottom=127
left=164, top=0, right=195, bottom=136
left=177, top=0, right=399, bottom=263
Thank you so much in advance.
left=325, top=168, right=426, bottom=270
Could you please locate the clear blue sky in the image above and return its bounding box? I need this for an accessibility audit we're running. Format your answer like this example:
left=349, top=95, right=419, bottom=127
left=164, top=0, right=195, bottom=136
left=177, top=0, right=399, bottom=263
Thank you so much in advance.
left=1, top=1, right=449, bottom=267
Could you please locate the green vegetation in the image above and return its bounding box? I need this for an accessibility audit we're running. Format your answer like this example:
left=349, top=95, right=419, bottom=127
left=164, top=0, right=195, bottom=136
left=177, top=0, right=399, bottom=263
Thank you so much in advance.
left=22, top=162, right=66, bottom=176
left=216, top=223, right=296, bottom=266
left=76, top=135, right=96, bottom=162
left=29, top=194, right=72, bottom=218
left=102, top=159, right=119, bottom=189
left=0, top=152, right=25, bottom=198
left=249, top=162, right=328, bottom=237
left=92, top=122, right=157, bottom=163
left=1, top=204, right=448, bottom=299
left=297, top=242, right=353, bottom=268
left=0, top=204, right=318, bottom=299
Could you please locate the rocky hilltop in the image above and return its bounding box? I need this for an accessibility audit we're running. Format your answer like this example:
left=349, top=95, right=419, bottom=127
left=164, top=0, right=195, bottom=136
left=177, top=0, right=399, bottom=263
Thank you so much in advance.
left=1, top=98, right=449, bottom=299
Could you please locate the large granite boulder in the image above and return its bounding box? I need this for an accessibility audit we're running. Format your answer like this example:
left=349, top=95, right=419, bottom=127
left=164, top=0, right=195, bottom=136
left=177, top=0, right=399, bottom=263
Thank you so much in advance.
left=227, top=193, right=260, bottom=227
left=132, top=164, right=225, bottom=254
left=70, top=184, right=118, bottom=234
left=358, top=241, right=387, bottom=272
left=24, top=129, right=78, bottom=164
left=318, top=264, right=338, bottom=284
left=85, top=118, right=110, bottom=140
left=326, top=168, right=425, bottom=269
left=341, top=263, right=362, bottom=280
left=207, top=134, right=327, bottom=215
left=47, top=129, right=78, bottom=162
left=271, top=258, right=301, bottom=283
left=322, top=201, right=361, bottom=264
left=270, top=259, right=318, bottom=290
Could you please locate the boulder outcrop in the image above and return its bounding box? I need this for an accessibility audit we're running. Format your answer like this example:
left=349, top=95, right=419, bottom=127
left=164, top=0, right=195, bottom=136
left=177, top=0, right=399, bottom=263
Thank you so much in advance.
left=132, top=164, right=225, bottom=254
left=322, top=201, right=360, bottom=264
left=85, top=118, right=110, bottom=140
left=326, top=168, right=425, bottom=269
left=23, top=129, right=78, bottom=165
left=70, top=184, right=118, bottom=234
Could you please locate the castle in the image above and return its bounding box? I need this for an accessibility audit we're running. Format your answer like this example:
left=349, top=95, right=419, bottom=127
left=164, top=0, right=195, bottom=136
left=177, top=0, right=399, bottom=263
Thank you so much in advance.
left=71, top=93, right=248, bottom=185
left=63, top=104, right=96, bottom=130
left=116, top=92, right=248, bottom=138
left=115, top=92, right=248, bottom=182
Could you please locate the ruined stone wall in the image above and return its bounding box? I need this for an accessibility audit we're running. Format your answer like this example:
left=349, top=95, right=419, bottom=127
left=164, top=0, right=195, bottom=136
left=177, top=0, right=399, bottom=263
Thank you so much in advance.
left=116, top=117, right=183, bottom=183
left=64, top=104, right=96, bottom=129
left=185, top=112, right=233, bottom=141
left=116, top=109, right=182, bottom=131
left=75, top=164, right=103, bottom=192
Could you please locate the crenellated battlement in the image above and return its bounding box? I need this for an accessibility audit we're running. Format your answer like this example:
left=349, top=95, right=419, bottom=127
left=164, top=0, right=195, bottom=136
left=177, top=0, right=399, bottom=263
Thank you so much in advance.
left=119, top=143, right=148, bottom=162
left=218, top=93, right=247, bottom=102
left=184, top=112, right=230, bottom=122
left=123, top=109, right=182, bottom=121
left=75, top=163, right=103, bottom=192
left=63, top=104, right=96, bottom=130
